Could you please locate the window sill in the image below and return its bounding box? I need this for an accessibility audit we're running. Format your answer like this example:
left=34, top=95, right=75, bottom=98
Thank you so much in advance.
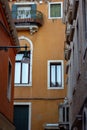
left=48, top=17, right=62, bottom=20
left=48, top=87, right=64, bottom=90
left=14, top=83, right=32, bottom=87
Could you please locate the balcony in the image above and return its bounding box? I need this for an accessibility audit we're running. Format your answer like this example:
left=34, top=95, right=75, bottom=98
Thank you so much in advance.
left=66, top=60, right=70, bottom=74
left=72, top=0, right=79, bottom=19
left=63, top=0, right=69, bottom=14
left=65, top=23, right=71, bottom=43
left=64, top=42, right=71, bottom=61
left=67, top=5, right=73, bottom=24
left=12, top=3, right=44, bottom=34
left=69, top=20, right=76, bottom=41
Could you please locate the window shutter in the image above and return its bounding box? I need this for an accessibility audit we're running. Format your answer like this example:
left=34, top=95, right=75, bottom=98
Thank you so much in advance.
left=31, top=4, right=36, bottom=18
left=12, top=4, right=17, bottom=19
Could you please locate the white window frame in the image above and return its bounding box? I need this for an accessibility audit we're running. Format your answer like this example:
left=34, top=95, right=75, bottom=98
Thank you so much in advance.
left=48, top=2, right=63, bottom=19
left=14, top=102, right=32, bottom=130
left=47, top=60, right=64, bottom=89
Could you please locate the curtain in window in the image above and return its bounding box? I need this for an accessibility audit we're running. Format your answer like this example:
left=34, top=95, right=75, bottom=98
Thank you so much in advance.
left=50, top=4, right=61, bottom=18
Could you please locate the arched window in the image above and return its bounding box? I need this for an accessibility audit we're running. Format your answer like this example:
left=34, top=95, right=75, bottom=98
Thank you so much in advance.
left=14, top=36, right=33, bottom=86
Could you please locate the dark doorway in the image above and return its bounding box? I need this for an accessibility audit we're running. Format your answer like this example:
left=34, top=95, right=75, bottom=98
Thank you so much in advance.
left=14, top=105, right=29, bottom=130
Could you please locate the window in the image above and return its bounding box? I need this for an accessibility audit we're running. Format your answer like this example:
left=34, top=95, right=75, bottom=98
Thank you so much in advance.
left=82, top=0, right=87, bottom=59
left=7, top=60, right=12, bottom=101
left=83, top=0, right=87, bottom=38
left=59, top=105, right=69, bottom=123
left=14, top=102, right=31, bottom=130
left=14, top=51, right=31, bottom=86
left=76, top=20, right=81, bottom=78
left=83, top=107, right=87, bottom=130
left=83, top=112, right=86, bottom=130
left=48, top=2, right=63, bottom=19
left=48, top=60, right=64, bottom=89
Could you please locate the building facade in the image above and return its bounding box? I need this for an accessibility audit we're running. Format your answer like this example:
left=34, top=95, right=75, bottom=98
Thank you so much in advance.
left=9, top=0, right=66, bottom=130
left=0, top=0, right=19, bottom=130
left=63, top=0, right=87, bottom=129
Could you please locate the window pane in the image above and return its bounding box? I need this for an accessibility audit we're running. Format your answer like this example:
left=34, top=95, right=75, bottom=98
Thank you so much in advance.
left=16, top=54, right=23, bottom=61
left=51, top=65, right=56, bottom=87
left=22, top=63, right=29, bottom=83
left=57, top=4, right=61, bottom=17
left=66, top=107, right=69, bottom=122
left=57, top=64, right=62, bottom=87
left=59, top=107, right=63, bottom=122
left=14, top=63, right=21, bottom=83
left=50, top=4, right=55, bottom=17
left=63, top=107, right=65, bottom=122
left=50, top=4, right=61, bottom=18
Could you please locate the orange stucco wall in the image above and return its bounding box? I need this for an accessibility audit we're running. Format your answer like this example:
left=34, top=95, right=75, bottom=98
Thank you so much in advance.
left=0, top=3, right=15, bottom=122
left=11, top=0, right=66, bottom=130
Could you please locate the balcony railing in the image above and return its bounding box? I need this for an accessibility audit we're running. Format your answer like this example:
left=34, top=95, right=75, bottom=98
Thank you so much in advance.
left=12, top=10, right=44, bottom=27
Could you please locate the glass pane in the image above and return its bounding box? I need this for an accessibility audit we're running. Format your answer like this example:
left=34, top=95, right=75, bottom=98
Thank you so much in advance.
left=50, top=4, right=55, bottom=17
left=22, top=63, right=28, bottom=84
left=63, top=107, right=65, bottom=122
left=59, top=107, right=63, bottom=122
left=16, top=54, right=24, bottom=61
left=66, top=107, right=69, bottom=122
left=51, top=65, right=56, bottom=87
left=57, top=4, right=61, bottom=17
left=14, top=63, right=21, bottom=83
left=57, top=64, right=62, bottom=87
left=50, top=4, right=61, bottom=18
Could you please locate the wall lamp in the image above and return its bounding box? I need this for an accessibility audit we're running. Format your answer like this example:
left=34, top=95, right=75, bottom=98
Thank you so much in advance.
left=0, top=45, right=29, bottom=59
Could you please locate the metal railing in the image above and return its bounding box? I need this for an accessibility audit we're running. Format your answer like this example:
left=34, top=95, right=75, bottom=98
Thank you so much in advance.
left=12, top=10, right=44, bottom=26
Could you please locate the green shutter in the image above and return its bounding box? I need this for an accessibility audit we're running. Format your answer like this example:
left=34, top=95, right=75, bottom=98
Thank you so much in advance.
left=31, top=4, right=36, bottom=18
left=12, top=4, right=17, bottom=19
